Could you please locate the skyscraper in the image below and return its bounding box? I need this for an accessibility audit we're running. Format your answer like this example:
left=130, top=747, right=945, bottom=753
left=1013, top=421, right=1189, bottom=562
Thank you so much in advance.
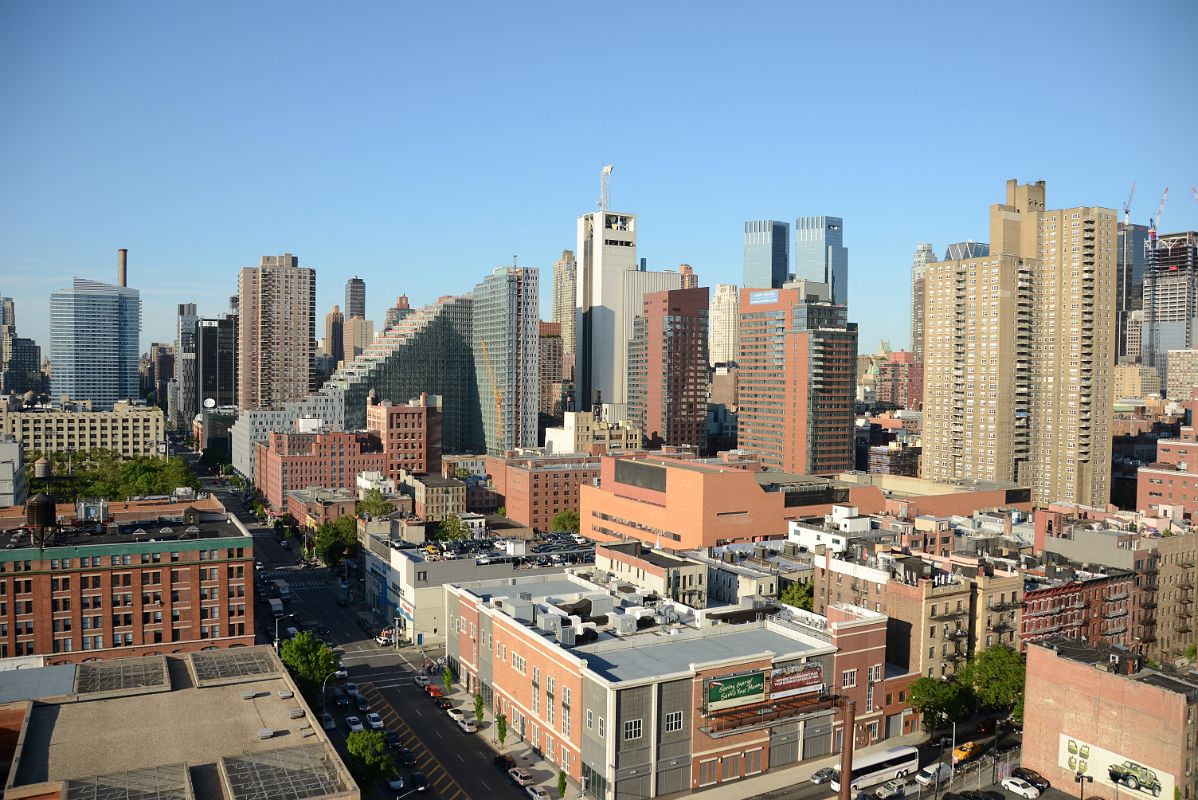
left=324, top=305, right=344, bottom=364
left=678, top=263, right=698, bottom=289
left=1141, top=231, right=1198, bottom=384
left=626, top=287, right=709, bottom=451
left=921, top=180, right=1115, bottom=506
left=196, top=314, right=238, bottom=408
left=343, top=316, right=374, bottom=363
left=237, top=253, right=315, bottom=411
left=794, top=216, right=848, bottom=306
left=538, top=321, right=565, bottom=418
left=708, top=284, right=740, bottom=366
left=742, top=220, right=789, bottom=289
left=49, top=277, right=141, bottom=410
left=0, top=295, right=14, bottom=329
left=384, top=295, right=412, bottom=329
left=473, top=266, right=539, bottom=454
left=345, top=276, right=366, bottom=320
left=910, top=243, right=936, bottom=362
left=737, top=282, right=857, bottom=473
left=552, top=250, right=577, bottom=357
left=1116, top=222, right=1150, bottom=363
left=0, top=297, right=41, bottom=395
left=172, top=303, right=199, bottom=425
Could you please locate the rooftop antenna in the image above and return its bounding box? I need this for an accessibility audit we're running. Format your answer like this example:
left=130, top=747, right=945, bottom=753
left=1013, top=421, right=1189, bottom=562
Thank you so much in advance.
left=599, top=164, right=613, bottom=212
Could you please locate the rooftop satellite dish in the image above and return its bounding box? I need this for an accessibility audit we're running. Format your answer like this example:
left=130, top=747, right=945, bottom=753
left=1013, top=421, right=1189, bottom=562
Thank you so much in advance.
left=203, top=398, right=216, bottom=409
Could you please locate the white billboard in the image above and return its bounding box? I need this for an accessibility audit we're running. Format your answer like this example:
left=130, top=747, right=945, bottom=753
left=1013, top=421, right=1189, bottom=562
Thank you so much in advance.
left=1057, top=734, right=1173, bottom=800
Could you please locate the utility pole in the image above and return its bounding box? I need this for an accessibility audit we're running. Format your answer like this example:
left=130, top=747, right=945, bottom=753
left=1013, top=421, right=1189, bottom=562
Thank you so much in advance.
left=837, top=697, right=857, bottom=800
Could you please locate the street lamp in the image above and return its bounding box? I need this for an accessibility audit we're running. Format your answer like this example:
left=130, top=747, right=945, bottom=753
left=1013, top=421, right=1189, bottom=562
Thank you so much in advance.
left=1076, top=772, right=1094, bottom=800
left=273, top=613, right=294, bottom=653
left=320, top=668, right=337, bottom=713
left=949, top=721, right=957, bottom=781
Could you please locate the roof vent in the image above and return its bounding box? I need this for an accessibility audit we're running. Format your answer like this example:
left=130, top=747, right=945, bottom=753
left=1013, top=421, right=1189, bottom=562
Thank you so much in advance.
left=257, top=727, right=275, bottom=739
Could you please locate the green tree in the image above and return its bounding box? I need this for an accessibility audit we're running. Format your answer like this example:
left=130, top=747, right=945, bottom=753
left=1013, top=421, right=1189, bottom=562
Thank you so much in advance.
left=442, top=666, right=453, bottom=696
left=356, top=488, right=393, bottom=518
left=438, top=513, right=470, bottom=541
left=345, top=730, right=393, bottom=791
left=473, top=693, right=485, bottom=726
left=779, top=581, right=814, bottom=611
left=496, top=505, right=507, bottom=517
left=960, top=645, right=1025, bottom=711
left=1186, top=644, right=1197, bottom=662
left=557, top=770, right=568, bottom=798
left=279, top=632, right=338, bottom=681
left=550, top=508, right=579, bottom=533
left=454, top=467, right=472, bottom=480
left=314, top=515, right=358, bottom=567
left=908, top=677, right=970, bottom=733
left=495, top=712, right=508, bottom=746
left=1011, top=694, right=1024, bottom=726
left=23, top=448, right=199, bottom=502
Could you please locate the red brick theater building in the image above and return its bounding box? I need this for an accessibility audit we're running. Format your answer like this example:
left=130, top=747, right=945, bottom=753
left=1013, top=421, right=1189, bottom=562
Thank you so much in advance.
left=445, top=573, right=905, bottom=799
left=1023, top=637, right=1197, bottom=800
left=0, top=496, right=255, bottom=663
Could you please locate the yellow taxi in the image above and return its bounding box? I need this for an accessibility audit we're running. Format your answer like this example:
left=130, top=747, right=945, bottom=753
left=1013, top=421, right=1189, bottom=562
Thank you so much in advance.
left=952, top=741, right=982, bottom=764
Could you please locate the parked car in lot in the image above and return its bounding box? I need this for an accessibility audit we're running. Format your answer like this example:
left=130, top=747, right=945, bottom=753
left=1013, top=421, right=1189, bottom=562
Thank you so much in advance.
left=384, top=731, right=401, bottom=749
left=345, top=682, right=359, bottom=697
left=344, top=716, right=364, bottom=733
left=333, top=665, right=348, bottom=680
left=355, top=694, right=369, bottom=712
left=331, top=687, right=349, bottom=707
left=1000, top=778, right=1041, bottom=799
left=397, top=747, right=417, bottom=768
left=366, top=712, right=383, bottom=730
left=915, top=762, right=952, bottom=787
left=509, top=767, right=534, bottom=787
left=810, top=767, right=836, bottom=785
left=386, top=774, right=406, bottom=791
left=1010, top=769, right=1050, bottom=792
left=414, top=675, right=430, bottom=688
left=409, top=772, right=429, bottom=792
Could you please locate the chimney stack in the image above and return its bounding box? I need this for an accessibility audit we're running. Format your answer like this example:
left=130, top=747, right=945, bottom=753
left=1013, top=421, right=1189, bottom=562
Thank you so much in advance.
left=117, top=249, right=128, bottom=288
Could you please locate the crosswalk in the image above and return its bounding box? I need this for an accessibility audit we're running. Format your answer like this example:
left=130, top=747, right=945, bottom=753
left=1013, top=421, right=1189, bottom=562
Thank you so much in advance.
left=257, top=570, right=329, bottom=589
left=362, top=683, right=471, bottom=800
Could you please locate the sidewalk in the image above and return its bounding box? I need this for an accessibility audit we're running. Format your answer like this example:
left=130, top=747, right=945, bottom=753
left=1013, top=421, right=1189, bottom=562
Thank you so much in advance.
left=440, top=672, right=928, bottom=800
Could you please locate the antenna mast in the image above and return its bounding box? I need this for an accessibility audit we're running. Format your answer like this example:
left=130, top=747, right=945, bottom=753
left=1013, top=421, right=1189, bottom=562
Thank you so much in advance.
left=599, top=164, right=613, bottom=212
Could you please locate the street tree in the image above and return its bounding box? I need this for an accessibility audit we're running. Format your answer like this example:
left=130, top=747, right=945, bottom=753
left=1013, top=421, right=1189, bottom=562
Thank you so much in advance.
left=496, top=712, right=508, bottom=746
left=442, top=666, right=453, bottom=696
left=557, top=770, right=568, bottom=798
left=345, top=730, right=392, bottom=791
left=439, top=513, right=470, bottom=541
left=779, top=581, right=814, bottom=611
left=279, top=631, right=339, bottom=689
left=314, top=515, right=358, bottom=567
left=908, top=676, right=970, bottom=733
left=473, top=693, right=485, bottom=726
left=960, top=645, right=1025, bottom=710
left=356, top=488, right=392, bottom=518
left=550, top=508, right=579, bottom=533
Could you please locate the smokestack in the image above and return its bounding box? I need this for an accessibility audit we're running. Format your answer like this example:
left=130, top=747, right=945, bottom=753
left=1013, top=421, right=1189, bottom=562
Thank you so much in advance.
left=117, top=249, right=128, bottom=287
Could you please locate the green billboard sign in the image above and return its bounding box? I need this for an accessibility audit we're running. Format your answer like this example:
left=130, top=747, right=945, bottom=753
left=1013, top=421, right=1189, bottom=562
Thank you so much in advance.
left=707, top=672, right=766, bottom=711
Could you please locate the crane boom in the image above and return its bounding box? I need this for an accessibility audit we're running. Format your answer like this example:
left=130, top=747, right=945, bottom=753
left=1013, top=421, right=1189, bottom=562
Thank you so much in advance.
left=1150, top=186, right=1170, bottom=242
left=477, top=337, right=504, bottom=449
left=1122, top=181, right=1136, bottom=225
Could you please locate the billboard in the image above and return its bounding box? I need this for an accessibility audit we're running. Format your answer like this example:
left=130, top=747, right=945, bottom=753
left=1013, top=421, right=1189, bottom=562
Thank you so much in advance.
left=770, top=663, right=824, bottom=700
left=1057, top=734, right=1174, bottom=800
left=707, top=672, right=766, bottom=712
left=749, top=290, right=779, bottom=305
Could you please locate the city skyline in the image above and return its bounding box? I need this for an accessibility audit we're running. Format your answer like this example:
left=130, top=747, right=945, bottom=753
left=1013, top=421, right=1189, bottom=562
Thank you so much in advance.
left=2, top=2, right=1193, bottom=355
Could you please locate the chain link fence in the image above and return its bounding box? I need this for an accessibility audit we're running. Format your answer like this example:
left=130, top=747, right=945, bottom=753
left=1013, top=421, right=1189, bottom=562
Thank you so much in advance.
left=946, top=746, right=1023, bottom=791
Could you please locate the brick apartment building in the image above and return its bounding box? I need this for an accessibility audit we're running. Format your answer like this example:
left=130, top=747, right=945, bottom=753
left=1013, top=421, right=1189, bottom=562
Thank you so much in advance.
left=255, top=430, right=386, bottom=510
left=399, top=471, right=465, bottom=522
left=0, top=399, right=166, bottom=458
left=0, top=496, right=254, bottom=663
left=485, top=452, right=600, bottom=533
left=539, top=322, right=567, bottom=418
left=874, top=350, right=923, bottom=411
left=1138, top=390, right=1198, bottom=519
left=1020, top=569, right=1139, bottom=651
left=365, top=392, right=442, bottom=478
left=286, top=487, right=358, bottom=530
left=445, top=572, right=899, bottom=799
left=1023, top=637, right=1196, bottom=800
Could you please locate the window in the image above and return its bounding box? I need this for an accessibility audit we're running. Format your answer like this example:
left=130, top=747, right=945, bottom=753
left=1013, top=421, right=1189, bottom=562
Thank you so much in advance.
left=586, top=709, right=593, bottom=730
left=700, top=759, right=718, bottom=786
left=842, top=669, right=857, bottom=689
left=623, top=719, right=642, bottom=741
left=598, top=717, right=606, bottom=739
left=664, top=711, right=683, bottom=733
left=745, top=748, right=763, bottom=775
left=512, top=653, right=527, bottom=674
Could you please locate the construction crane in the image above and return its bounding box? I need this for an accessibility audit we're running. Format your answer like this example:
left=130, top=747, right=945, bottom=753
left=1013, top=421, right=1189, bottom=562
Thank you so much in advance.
left=1191, top=185, right=1198, bottom=205
left=1122, top=181, right=1136, bottom=226
left=477, top=336, right=504, bottom=448
left=598, top=164, right=613, bottom=212
left=1149, top=186, right=1170, bottom=243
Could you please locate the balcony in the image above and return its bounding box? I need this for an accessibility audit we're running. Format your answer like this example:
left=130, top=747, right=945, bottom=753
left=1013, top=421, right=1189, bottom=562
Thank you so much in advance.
left=948, top=628, right=970, bottom=641
left=988, top=600, right=1021, bottom=612
left=1103, top=608, right=1128, bottom=619
left=930, top=608, right=967, bottom=621
left=988, top=619, right=1015, bottom=633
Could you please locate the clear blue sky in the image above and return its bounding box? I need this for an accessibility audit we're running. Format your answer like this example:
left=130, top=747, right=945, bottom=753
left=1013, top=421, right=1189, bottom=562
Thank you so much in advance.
left=2, top=0, right=1196, bottom=354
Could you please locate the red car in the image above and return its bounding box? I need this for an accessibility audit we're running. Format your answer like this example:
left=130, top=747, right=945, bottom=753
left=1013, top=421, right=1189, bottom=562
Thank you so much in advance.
left=424, top=684, right=444, bottom=698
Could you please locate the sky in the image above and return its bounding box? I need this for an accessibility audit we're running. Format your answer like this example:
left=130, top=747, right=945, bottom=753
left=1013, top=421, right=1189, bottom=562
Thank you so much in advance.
left=2, top=1, right=1197, bottom=355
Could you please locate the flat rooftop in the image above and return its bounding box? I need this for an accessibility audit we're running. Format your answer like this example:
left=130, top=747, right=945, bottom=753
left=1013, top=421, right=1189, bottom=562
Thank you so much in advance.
left=1035, top=636, right=1198, bottom=700
left=7, top=648, right=355, bottom=800
left=575, top=620, right=826, bottom=683
left=2, top=514, right=246, bottom=550
left=599, top=541, right=692, bottom=569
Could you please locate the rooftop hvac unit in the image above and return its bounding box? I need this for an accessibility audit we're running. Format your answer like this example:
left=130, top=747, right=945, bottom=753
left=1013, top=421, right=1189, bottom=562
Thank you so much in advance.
left=288, top=707, right=305, bottom=719
left=518, top=591, right=533, bottom=601
left=588, top=593, right=614, bottom=617
left=557, top=626, right=576, bottom=646
left=613, top=613, right=637, bottom=635
left=542, top=614, right=563, bottom=633
left=510, top=599, right=534, bottom=623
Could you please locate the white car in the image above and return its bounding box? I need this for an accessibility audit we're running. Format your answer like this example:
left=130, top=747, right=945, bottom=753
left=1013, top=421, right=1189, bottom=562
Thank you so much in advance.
left=915, top=762, right=951, bottom=787
left=446, top=707, right=464, bottom=722
left=1002, top=778, right=1041, bottom=799
left=457, top=717, right=477, bottom=733
left=344, top=716, right=364, bottom=733
left=525, top=788, right=550, bottom=800
left=366, top=712, right=384, bottom=730
left=345, top=682, right=359, bottom=697
left=414, top=675, right=431, bottom=688
left=333, top=666, right=348, bottom=680
left=875, top=779, right=912, bottom=800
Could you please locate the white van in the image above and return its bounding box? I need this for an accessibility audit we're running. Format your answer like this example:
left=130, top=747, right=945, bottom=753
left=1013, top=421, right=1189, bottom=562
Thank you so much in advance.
left=914, top=762, right=951, bottom=787
left=457, top=717, right=477, bottom=734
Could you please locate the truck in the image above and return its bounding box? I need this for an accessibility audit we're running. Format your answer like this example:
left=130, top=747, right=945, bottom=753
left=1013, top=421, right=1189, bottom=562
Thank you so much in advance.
left=269, top=598, right=285, bottom=619
left=273, top=579, right=291, bottom=603
left=1108, top=761, right=1162, bottom=796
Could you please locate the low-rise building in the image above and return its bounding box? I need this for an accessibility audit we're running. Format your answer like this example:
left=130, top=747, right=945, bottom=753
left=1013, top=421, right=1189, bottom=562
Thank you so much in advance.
left=684, top=548, right=779, bottom=606
left=0, top=647, right=357, bottom=800
left=594, top=541, right=707, bottom=607
left=543, top=411, right=641, bottom=455
left=1153, top=531, right=1198, bottom=662
left=1023, top=637, right=1195, bottom=800
left=255, top=429, right=386, bottom=511
left=399, top=471, right=465, bottom=522
left=486, top=452, right=600, bottom=533
left=0, top=436, right=27, bottom=507
left=286, top=487, right=358, bottom=530
left=1021, top=568, right=1139, bottom=652
left=445, top=572, right=893, bottom=798
left=0, top=399, right=166, bottom=458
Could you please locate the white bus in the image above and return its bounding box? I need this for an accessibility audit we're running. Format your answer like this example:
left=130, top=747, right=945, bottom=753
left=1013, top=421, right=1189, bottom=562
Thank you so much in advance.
left=829, top=746, right=921, bottom=794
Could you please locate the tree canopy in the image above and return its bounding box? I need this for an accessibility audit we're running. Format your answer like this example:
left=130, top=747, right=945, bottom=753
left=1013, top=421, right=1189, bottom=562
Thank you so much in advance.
left=779, top=581, right=814, bottom=611
left=278, top=631, right=339, bottom=688
left=356, top=488, right=393, bottom=518
left=24, top=448, right=199, bottom=502
left=908, top=676, right=971, bottom=733
left=438, top=513, right=470, bottom=541
left=959, top=645, right=1025, bottom=710
left=314, top=516, right=358, bottom=567
left=345, top=730, right=393, bottom=791
left=550, top=508, right=579, bottom=533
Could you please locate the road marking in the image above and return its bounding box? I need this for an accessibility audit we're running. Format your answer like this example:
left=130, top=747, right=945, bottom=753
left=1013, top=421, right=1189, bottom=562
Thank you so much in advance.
left=361, top=684, right=470, bottom=800
left=457, top=753, right=465, bottom=762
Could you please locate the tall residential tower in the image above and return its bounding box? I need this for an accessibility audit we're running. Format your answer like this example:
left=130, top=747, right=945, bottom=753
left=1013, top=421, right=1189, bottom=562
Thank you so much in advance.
left=708, top=284, right=740, bottom=366
left=552, top=250, right=577, bottom=356
left=237, top=253, right=316, bottom=411
left=345, top=276, right=366, bottom=320
left=910, top=242, right=936, bottom=361
left=474, top=266, right=539, bottom=454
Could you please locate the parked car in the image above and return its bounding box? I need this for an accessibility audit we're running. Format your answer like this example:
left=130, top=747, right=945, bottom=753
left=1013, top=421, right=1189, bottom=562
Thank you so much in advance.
left=952, top=741, right=982, bottom=764
left=457, top=717, right=477, bottom=734
left=384, top=731, right=401, bottom=749
left=810, top=767, right=836, bottom=785
left=495, top=754, right=518, bottom=771
left=319, top=712, right=335, bottom=730
left=331, top=688, right=349, bottom=707
left=876, top=779, right=913, bottom=800
left=375, top=634, right=393, bottom=646
left=344, top=716, right=364, bottom=733
left=355, top=694, right=369, bottom=712
left=414, top=675, right=431, bottom=688
left=1010, top=768, right=1050, bottom=792
left=1000, top=778, right=1041, bottom=799
left=333, top=665, right=348, bottom=680
left=397, top=747, right=417, bottom=768
left=915, top=762, right=952, bottom=787
left=424, top=684, right=444, bottom=699
left=386, top=774, right=406, bottom=791
left=316, top=626, right=331, bottom=636
left=433, top=697, right=453, bottom=710
left=526, top=788, right=550, bottom=800
left=446, top=707, right=465, bottom=722
left=366, top=712, right=384, bottom=730
left=509, top=767, right=534, bottom=787
left=976, top=718, right=997, bottom=735
left=345, top=682, right=359, bottom=697
left=409, top=772, right=429, bottom=792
